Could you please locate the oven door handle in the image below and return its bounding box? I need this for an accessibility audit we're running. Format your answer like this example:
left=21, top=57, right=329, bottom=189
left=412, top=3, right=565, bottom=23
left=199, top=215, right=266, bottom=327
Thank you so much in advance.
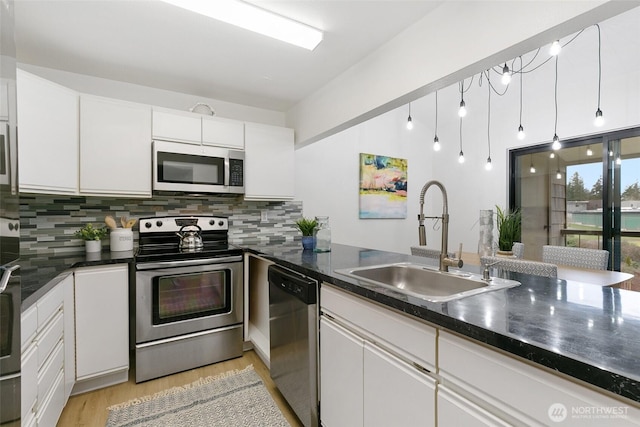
left=136, top=255, right=242, bottom=270
left=0, top=264, right=20, bottom=294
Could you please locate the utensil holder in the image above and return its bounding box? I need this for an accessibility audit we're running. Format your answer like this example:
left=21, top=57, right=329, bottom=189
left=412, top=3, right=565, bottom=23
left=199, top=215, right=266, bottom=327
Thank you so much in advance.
left=110, top=228, right=133, bottom=252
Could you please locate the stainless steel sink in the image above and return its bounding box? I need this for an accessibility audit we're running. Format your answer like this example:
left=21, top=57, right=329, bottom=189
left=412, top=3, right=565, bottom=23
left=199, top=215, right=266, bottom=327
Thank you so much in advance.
left=335, top=262, right=520, bottom=302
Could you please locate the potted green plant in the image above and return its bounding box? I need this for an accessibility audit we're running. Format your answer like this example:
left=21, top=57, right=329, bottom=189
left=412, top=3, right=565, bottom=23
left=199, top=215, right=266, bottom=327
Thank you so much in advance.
left=495, top=206, right=521, bottom=256
left=75, top=223, right=108, bottom=253
left=295, top=217, right=318, bottom=250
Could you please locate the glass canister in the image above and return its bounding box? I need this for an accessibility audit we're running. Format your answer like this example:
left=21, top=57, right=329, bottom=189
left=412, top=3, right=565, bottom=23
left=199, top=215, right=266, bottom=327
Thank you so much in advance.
left=313, top=216, right=331, bottom=252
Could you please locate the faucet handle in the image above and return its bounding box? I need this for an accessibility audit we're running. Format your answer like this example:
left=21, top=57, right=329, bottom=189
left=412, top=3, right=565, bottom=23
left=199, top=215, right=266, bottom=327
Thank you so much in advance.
left=482, top=260, right=501, bottom=281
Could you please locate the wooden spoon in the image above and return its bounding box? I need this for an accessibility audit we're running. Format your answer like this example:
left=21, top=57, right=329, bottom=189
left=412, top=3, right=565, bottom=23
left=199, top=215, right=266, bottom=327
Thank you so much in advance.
left=105, top=215, right=118, bottom=230
left=120, top=216, right=127, bottom=228
left=125, top=218, right=137, bottom=229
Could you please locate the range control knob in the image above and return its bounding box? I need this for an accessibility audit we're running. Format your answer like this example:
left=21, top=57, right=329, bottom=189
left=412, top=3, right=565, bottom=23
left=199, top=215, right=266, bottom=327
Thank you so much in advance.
left=209, top=219, right=215, bottom=226
left=156, top=220, right=163, bottom=227
left=145, top=222, right=152, bottom=229
left=218, top=220, right=225, bottom=227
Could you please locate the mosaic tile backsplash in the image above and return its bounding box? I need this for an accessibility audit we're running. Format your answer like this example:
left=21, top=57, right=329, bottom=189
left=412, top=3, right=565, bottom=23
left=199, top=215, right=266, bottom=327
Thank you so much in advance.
left=20, top=194, right=303, bottom=255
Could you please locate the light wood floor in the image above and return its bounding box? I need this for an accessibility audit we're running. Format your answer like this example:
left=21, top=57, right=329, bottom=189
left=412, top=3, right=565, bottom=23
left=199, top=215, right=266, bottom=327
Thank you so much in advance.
left=57, top=350, right=303, bottom=427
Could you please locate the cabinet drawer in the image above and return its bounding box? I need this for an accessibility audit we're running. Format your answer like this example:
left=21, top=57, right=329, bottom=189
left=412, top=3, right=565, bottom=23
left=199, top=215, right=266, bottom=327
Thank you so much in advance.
left=22, top=305, right=37, bottom=349
left=21, top=343, right=38, bottom=421
left=37, top=340, right=64, bottom=400
left=37, top=283, right=64, bottom=330
left=36, top=370, right=65, bottom=427
left=439, top=331, right=640, bottom=425
left=37, top=311, right=63, bottom=368
left=321, top=284, right=436, bottom=371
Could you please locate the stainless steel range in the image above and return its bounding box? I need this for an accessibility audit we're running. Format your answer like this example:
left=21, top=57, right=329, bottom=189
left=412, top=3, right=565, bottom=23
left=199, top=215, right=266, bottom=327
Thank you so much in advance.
left=134, top=215, right=243, bottom=383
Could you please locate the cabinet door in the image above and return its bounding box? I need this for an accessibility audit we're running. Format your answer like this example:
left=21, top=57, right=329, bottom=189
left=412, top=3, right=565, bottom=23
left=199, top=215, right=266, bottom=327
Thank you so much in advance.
left=363, top=342, right=436, bottom=427
left=438, top=385, right=511, bottom=427
left=21, top=341, right=38, bottom=421
left=61, top=274, right=75, bottom=402
left=74, top=265, right=129, bottom=380
left=244, top=122, right=294, bottom=200
left=152, top=108, right=201, bottom=144
left=80, top=95, right=152, bottom=197
left=319, top=316, right=363, bottom=427
left=202, top=115, right=244, bottom=149
left=17, top=69, right=79, bottom=194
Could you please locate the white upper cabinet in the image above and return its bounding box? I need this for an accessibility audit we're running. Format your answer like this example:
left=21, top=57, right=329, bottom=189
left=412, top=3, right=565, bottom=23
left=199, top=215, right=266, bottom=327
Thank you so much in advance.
left=202, top=115, right=244, bottom=149
left=80, top=95, right=152, bottom=197
left=17, top=69, right=79, bottom=195
left=151, top=108, right=201, bottom=144
left=244, top=122, right=294, bottom=201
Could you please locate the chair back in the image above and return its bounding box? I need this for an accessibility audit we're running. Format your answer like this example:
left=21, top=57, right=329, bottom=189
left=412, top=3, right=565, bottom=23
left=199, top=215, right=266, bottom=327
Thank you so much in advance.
left=481, top=256, right=558, bottom=278
left=542, top=245, right=609, bottom=270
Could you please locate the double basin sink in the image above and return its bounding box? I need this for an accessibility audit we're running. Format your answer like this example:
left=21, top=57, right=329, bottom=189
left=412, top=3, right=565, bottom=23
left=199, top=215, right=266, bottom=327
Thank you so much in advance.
left=335, top=262, right=520, bottom=302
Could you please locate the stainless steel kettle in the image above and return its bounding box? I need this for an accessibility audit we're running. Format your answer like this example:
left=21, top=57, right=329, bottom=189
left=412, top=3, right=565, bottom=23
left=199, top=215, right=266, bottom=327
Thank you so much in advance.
left=176, top=225, right=204, bottom=250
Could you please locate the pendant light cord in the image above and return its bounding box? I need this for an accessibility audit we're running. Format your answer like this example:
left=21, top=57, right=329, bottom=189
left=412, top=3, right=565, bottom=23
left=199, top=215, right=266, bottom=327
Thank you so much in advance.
left=596, top=24, right=601, bottom=109
left=434, top=91, right=438, bottom=134
left=519, top=56, right=523, bottom=125
left=487, top=71, right=491, bottom=155
left=554, top=56, right=558, bottom=135
left=459, top=117, right=463, bottom=152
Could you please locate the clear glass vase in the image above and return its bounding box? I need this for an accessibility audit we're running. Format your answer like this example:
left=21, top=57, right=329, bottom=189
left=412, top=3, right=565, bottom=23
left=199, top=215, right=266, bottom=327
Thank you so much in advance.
left=313, top=216, right=331, bottom=252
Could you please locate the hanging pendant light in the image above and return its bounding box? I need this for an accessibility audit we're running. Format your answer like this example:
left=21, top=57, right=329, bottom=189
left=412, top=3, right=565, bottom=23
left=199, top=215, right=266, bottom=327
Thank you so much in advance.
left=556, top=157, right=562, bottom=180
left=501, top=63, right=511, bottom=85
left=587, top=146, right=593, bottom=156
left=485, top=71, right=493, bottom=171
left=551, top=56, right=561, bottom=150
left=406, top=103, right=413, bottom=130
left=550, top=152, right=555, bottom=159
left=616, top=154, right=622, bottom=165
left=517, top=57, right=525, bottom=140
left=458, top=81, right=467, bottom=117
left=433, top=91, right=441, bottom=151
left=549, top=40, right=562, bottom=56
left=529, top=154, right=536, bottom=173
left=594, top=24, right=604, bottom=127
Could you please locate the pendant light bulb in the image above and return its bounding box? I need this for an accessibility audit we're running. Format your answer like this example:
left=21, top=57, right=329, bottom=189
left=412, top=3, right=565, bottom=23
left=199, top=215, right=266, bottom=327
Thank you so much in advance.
left=406, top=115, right=413, bottom=130
left=550, top=152, right=555, bottom=159
left=552, top=134, right=561, bottom=151
left=458, top=100, right=467, bottom=118
left=501, top=64, right=511, bottom=85
left=609, top=150, right=614, bottom=157
left=594, top=108, right=604, bottom=127
left=485, top=157, right=493, bottom=171
left=556, top=169, right=562, bottom=180
left=587, top=146, right=593, bottom=156
left=517, top=124, right=525, bottom=140
left=550, top=40, right=562, bottom=56
left=458, top=151, right=465, bottom=164
left=616, top=155, right=622, bottom=165
left=433, top=135, right=441, bottom=152
left=530, top=164, right=536, bottom=174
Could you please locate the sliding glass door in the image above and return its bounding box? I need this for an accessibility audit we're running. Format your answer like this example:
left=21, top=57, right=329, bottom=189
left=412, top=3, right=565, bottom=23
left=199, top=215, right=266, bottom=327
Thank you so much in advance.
left=510, top=127, right=640, bottom=285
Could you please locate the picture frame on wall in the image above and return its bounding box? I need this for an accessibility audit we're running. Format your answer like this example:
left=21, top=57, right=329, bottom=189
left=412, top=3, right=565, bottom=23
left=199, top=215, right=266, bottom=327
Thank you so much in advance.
left=359, top=153, right=407, bottom=219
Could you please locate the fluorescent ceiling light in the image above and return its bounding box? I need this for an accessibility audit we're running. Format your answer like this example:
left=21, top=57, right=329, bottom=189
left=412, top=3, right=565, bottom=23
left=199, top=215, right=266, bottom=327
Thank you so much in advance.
left=162, top=0, right=323, bottom=50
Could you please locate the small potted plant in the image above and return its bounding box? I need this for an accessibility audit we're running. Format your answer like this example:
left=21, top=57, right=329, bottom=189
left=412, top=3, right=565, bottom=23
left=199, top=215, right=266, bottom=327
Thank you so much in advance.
left=295, top=217, right=318, bottom=250
left=75, top=223, right=108, bottom=253
left=495, top=206, right=521, bottom=256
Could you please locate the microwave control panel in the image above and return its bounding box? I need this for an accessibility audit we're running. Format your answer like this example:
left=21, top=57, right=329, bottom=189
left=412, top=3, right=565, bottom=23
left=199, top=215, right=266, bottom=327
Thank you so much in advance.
left=229, top=159, right=244, bottom=187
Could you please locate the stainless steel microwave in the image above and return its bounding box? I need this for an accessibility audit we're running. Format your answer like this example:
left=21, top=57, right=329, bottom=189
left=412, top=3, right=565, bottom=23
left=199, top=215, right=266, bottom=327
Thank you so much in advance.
left=153, top=140, right=244, bottom=194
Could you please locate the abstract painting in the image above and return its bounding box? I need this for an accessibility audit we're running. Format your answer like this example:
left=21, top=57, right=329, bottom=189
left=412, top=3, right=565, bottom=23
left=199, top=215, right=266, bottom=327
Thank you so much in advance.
left=359, top=153, right=407, bottom=219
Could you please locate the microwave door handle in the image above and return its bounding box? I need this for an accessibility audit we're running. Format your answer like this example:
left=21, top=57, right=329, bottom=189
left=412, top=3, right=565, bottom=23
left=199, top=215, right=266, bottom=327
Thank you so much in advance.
left=224, top=157, right=230, bottom=187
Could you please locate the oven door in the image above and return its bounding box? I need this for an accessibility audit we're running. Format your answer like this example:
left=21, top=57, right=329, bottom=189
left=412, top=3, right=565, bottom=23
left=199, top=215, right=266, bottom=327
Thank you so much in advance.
left=135, top=256, right=243, bottom=344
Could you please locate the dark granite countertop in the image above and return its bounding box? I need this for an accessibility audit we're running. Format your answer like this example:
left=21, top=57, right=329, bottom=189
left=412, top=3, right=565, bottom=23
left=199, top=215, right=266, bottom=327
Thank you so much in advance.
left=20, top=250, right=134, bottom=310
left=244, top=242, right=640, bottom=405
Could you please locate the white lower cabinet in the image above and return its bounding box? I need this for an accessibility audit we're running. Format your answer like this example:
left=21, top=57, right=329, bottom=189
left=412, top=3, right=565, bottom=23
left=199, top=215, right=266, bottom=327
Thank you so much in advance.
left=319, top=284, right=437, bottom=427
left=320, top=317, right=364, bottom=427
left=20, top=281, right=66, bottom=427
left=439, top=331, right=640, bottom=426
left=73, top=264, right=129, bottom=393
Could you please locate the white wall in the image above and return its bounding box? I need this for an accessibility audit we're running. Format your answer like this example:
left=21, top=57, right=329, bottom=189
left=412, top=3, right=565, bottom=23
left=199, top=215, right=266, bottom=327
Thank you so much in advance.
left=295, top=6, right=640, bottom=255
left=17, top=63, right=286, bottom=126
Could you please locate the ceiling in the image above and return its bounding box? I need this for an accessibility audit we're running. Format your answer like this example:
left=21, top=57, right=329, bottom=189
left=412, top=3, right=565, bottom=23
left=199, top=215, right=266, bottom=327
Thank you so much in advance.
left=14, top=0, right=443, bottom=112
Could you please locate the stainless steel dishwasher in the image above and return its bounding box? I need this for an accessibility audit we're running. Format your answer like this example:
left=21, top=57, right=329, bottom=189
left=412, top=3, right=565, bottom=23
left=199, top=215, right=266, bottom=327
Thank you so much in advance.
left=269, top=265, right=319, bottom=427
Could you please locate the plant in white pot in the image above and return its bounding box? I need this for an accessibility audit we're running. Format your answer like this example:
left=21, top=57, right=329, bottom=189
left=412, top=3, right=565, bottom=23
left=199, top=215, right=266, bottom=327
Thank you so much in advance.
left=495, top=206, right=521, bottom=256
left=75, top=223, right=108, bottom=253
